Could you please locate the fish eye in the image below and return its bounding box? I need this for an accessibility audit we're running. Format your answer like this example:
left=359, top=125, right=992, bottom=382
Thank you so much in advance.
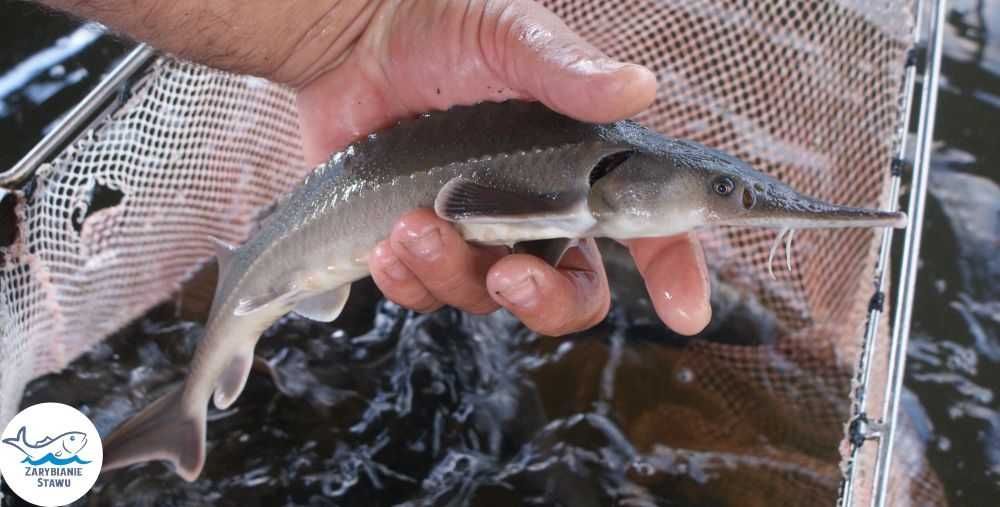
left=70, top=436, right=75, bottom=441
left=712, top=177, right=735, bottom=196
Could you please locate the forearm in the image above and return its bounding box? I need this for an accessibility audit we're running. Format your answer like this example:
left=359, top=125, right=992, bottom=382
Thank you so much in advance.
left=38, top=0, right=382, bottom=87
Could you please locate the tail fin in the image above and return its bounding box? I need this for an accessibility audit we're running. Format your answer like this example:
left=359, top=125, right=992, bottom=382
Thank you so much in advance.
left=101, top=386, right=206, bottom=482
left=2, top=426, right=27, bottom=455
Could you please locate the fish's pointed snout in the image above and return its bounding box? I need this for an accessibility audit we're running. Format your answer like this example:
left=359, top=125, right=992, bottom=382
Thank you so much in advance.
left=748, top=183, right=908, bottom=229
left=888, top=210, right=908, bottom=228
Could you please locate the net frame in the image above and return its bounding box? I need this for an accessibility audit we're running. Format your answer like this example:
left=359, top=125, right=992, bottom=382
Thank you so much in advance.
left=0, top=1, right=942, bottom=505
left=840, top=0, right=947, bottom=505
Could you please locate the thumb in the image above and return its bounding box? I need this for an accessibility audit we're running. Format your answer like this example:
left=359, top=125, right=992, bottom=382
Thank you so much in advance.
left=486, top=0, right=658, bottom=122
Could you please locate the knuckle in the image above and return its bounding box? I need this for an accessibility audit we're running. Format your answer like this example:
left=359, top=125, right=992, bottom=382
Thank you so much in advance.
left=422, top=266, right=470, bottom=294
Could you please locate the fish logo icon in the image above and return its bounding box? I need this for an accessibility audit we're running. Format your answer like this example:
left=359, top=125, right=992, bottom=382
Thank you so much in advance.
left=3, top=426, right=92, bottom=466
left=0, top=403, right=103, bottom=507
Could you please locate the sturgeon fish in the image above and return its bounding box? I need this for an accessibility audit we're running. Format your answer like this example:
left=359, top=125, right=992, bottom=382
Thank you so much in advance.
left=101, top=100, right=905, bottom=480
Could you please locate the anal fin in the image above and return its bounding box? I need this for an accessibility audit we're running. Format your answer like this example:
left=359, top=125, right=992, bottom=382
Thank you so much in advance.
left=213, top=350, right=255, bottom=410
left=102, top=386, right=206, bottom=482
left=293, top=284, right=351, bottom=322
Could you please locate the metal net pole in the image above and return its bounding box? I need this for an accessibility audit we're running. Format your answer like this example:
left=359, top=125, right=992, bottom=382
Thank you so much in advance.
left=872, top=0, right=947, bottom=505
left=838, top=0, right=946, bottom=504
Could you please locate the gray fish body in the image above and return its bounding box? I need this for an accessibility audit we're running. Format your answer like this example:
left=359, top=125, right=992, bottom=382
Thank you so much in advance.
left=224, top=103, right=634, bottom=307
left=102, top=100, right=906, bottom=481
left=191, top=103, right=635, bottom=399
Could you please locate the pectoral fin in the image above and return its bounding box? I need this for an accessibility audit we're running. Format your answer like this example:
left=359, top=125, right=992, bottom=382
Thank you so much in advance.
left=434, top=177, right=583, bottom=223
left=514, top=238, right=576, bottom=266
left=293, top=284, right=351, bottom=322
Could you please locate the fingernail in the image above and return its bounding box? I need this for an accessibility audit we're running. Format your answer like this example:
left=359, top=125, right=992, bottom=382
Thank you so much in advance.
left=400, top=226, right=442, bottom=259
left=567, top=58, right=628, bottom=75
left=494, top=272, right=540, bottom=309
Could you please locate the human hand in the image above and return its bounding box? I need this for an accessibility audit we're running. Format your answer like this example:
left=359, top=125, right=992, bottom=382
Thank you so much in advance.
left=294, top=0, right=712, bottom=336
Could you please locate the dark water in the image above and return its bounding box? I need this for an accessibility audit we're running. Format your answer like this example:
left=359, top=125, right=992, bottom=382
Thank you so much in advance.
left=904, top=0, right=1000, bottom=503
left=13, top=270, right=856, bottom=507
left=0, top=0, right=130, bottom=172
left=0, top=1, right=997, bottom=505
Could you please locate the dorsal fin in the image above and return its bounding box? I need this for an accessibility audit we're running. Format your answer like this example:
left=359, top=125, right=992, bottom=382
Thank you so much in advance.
left=210, top=237, right=237, bottom=280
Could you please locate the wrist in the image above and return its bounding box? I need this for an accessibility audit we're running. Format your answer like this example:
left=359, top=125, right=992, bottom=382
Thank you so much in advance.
left=38, top=0, right=382, bottom=89
left=266, top=0, right=386, bottom=89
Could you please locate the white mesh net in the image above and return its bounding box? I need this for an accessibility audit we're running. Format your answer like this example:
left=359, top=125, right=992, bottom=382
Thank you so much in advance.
left=0, top=0, right=943, bottom=504
left=0, top=63, right=304, bottom=427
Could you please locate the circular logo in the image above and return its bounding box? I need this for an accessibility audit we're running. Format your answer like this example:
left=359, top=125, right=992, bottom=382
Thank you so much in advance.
left=0, top=403, right=103, bottom=506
